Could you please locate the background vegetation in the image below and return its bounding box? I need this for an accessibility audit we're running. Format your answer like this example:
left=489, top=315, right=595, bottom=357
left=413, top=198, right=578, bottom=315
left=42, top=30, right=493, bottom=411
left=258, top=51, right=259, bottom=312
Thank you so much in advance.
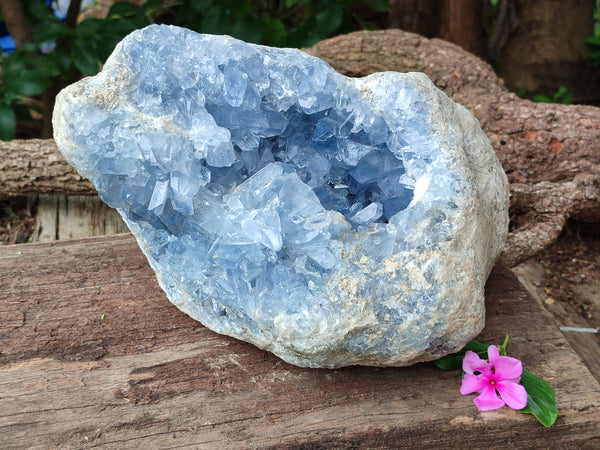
left=0, top=0, right=390, bottom=141
left=0, top=0, right=598, bottom=141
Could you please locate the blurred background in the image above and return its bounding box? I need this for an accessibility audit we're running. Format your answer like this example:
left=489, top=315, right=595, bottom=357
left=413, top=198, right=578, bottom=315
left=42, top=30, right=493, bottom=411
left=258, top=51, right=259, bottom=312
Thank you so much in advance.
left=0, top=0, right=598, bottom=141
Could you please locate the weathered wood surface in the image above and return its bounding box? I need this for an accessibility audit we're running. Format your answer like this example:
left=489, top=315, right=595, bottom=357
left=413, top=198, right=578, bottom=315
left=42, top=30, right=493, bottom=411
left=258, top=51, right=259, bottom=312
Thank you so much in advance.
left=31, top=195, right=127, bottom=242
left=513, top=259, right=600, bottom=384
left=1, top=234, right=600, bottom=448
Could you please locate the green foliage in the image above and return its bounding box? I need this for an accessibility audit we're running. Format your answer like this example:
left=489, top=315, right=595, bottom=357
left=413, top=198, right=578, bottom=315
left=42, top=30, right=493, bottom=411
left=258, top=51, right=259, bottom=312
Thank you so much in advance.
left=0, top=0, right=387, bottom=140
left=175, top=0, right=389, bottom=48
left=516, top=86, right=573, bottom=105
left=532, top=86, right=573, bottom=105
left=28, top=1, right=160, bottom=76
left=0, top=50, right=51, bottom=140
left=519, top=368, right=559, bottom=427
left=586, top=0, right=600, bottom=67
left=0, top=105, right=17, bottom=141
left=0, top=0, right=163, bottom=140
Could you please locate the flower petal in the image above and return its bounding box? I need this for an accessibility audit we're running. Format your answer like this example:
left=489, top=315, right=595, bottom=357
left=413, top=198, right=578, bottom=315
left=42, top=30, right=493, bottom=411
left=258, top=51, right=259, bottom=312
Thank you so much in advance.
left=487, top=344, right=500, bottom=364
left=462, top=350, right=490, bottom=374
left=493, top=355, right=523, bottom=382
left=496, top=380, right=528, bottom=410
left=473, top=385, right=505, bottom=411
left=460, top=373, right=490, bottom=395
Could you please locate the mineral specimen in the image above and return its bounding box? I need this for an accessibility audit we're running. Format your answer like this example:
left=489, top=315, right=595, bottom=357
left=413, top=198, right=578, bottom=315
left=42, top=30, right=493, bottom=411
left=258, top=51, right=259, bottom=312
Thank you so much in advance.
left=53, top=24, right=509, bottom=368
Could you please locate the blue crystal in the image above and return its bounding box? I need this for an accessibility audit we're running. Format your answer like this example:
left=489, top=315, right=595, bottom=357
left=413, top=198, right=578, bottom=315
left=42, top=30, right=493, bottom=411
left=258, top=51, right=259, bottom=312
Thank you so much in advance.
left=53, top=24, right=509, bottom=368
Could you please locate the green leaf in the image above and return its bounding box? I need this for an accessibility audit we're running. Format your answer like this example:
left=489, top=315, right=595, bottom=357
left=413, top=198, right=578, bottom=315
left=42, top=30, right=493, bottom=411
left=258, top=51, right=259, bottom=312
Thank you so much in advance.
left=519, top=369, right=558, bottom=427
left=364, top=0, right=392, bottom=12
left=286, top=21, right=312, bottom=48
left=590, top=50, right=600, bottom=67
left=532, top=94, right=551, bottom=103
left=144, top=0, right=172, bottom=16
left=231, top=17, right=262, bottom=44
left=561, top=93, right=573, bottom=105
left=72, top=39, right=99, bottom=75
left=129, top=10, right=152, bottom=29
left=29, top=56, right=60, bottom=78
left=285, top=0, right=310, bottom=7
left=102, top=17, right=140, bottom=38
left=0, top=105, right=17, bottom=141
left=433, top=340, right=490, bottom=370
left=107, top=1, right=141, bottom=18
left=33, top=21, right=68, bottom=45
left=96, top=34, right=122, bottom=62
left=52, top=43, right=73, bottom=73
left=190, top=0, right=214, bottom=14
left=2, top=51, right=29, bottom=77
left=200, top=6, right=231, bottom=35
left=4, top=72, right=51, bottom=96
left=23, top=42, right=38, bottom=53
left=260, top=18, right=287, bottom=47
left=93, top=15, right=146, bottom=61
left=76, top=18, right=104, bottom=38
left=28, top=0, right=52, bottom=21
left=585, top=36, right=600, bottom=46
left=315, top=1, right=343, bottom=38
left=553, top=86, right=568, bottom=101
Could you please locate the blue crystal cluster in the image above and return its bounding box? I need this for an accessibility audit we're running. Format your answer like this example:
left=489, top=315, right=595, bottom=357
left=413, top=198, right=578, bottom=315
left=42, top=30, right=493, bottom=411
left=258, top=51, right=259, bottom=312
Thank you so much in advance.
left=54, top=25, right=507, bottom=368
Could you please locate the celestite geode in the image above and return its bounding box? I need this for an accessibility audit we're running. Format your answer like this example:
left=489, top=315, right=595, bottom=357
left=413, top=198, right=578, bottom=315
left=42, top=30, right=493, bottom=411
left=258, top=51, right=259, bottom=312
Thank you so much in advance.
left=53, top=24, right=509, bottom=368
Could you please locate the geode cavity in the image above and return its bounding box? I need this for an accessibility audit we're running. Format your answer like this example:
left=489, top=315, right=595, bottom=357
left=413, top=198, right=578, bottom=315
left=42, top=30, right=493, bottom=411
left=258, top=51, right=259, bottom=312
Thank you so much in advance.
left=53, top=24, right=509, bottom=368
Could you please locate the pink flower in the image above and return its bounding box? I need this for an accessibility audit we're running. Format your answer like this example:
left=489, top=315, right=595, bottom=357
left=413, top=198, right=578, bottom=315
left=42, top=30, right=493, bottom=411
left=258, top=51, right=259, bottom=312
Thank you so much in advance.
left=460, top=345, right=528, bottom=411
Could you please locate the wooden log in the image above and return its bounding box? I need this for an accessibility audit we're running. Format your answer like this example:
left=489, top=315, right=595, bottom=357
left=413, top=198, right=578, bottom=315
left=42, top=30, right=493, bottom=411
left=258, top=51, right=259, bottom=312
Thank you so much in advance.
left=1, top=30, right=599, bottom=263
left=1, top=234, right=600, bottom=447
left=0, top=139, right=95, bottom=196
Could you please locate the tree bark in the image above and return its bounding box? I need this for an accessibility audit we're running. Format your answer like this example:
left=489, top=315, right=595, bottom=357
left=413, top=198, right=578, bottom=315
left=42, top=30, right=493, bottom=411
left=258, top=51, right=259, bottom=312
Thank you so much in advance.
left=1, top=30, right=598, bottom=266
left=437, top=0, right=486, bottom=58
left=388, top=0, right=438, bottom=37
left=65, top=0, right=83, bottom=29
left=389, top=0, right=486, bottom=58
left=0, top=139, right=95, bottom=196
left=0, top=0, right=31, bottom=50
left=496, top=0, right=599, bottom=105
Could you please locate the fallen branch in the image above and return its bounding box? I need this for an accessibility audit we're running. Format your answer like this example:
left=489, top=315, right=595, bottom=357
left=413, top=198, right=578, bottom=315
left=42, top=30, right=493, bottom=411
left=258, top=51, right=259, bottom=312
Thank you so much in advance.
left=0, top=139, right=95, bottom=196
left=1, top=30, right=598, bottom=265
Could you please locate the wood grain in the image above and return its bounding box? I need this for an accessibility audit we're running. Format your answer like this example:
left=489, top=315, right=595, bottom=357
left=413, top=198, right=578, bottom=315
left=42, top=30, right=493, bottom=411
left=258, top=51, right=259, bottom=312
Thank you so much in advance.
left=1, top=234, right=600, bottom=448
left=0, top=139, right=95, bottom=196
left=31, top=195, right=127, bottom=242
